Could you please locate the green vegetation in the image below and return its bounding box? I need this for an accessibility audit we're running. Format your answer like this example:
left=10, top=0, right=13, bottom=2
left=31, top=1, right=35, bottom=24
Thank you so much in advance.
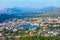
left=9, top=36, right=60, bottom=40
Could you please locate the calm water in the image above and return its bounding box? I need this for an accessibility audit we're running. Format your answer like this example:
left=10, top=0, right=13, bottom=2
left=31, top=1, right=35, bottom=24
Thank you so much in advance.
left=22, top=25, right=42, bottom=29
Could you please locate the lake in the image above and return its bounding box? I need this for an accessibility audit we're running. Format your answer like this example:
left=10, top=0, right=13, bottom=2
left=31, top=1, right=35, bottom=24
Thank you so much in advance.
left=21, top=25, right=42, bottom=29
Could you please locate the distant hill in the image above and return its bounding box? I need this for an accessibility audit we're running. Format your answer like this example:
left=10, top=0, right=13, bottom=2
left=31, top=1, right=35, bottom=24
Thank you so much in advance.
left=0, top=7, right=60, bottom=23
left=0, top=7, right=58, bottom=14
left=47, top=8, right=60, bottom=14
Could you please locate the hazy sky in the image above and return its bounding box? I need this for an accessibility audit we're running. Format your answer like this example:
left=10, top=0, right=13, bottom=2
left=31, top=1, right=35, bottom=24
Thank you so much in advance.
left=0, top=0, right=60, bottom=9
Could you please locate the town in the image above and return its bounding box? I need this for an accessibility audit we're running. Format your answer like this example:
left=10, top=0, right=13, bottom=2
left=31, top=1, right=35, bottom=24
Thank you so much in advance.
left=0, top=17, right=60, bottom=40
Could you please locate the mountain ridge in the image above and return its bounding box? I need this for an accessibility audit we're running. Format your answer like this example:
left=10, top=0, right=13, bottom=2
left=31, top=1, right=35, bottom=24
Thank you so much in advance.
left=0, top=7, right=58, bottom=14
left=0, top=7, right=60, bottom=23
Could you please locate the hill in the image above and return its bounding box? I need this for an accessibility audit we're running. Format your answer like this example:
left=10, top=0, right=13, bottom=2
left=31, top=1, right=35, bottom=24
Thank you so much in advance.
left=0, top=7, right=60, bottom=23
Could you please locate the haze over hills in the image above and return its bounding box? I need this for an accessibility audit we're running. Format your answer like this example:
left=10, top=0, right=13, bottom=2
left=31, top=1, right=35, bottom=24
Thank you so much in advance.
left=0, top=7, right=58, bottom=14
left=48, top=8, right=60, bottom=14
left=0, top=7, right=60, bottom=23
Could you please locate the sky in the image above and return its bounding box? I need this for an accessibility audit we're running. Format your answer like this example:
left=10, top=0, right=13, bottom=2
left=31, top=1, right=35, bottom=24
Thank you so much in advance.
left=0, top=0, right=60, bottom=9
